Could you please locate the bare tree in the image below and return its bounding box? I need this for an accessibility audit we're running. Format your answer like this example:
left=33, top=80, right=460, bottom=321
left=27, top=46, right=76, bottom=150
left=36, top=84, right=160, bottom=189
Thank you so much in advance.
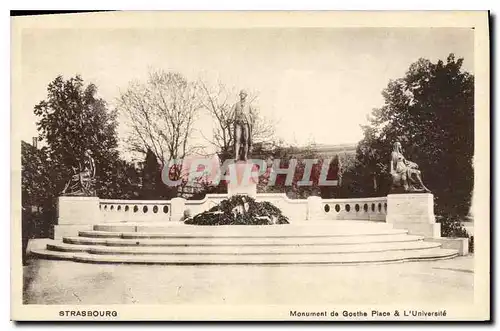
left=198, top=80, right=275, bottom=160
left=117, top=70, right=203, bottom=166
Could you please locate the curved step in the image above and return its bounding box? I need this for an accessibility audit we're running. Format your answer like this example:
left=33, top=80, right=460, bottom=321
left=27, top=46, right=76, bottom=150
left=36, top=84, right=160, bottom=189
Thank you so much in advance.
left=62, top=233, right=423, bottom=247
left=47, top=240, right=441, bottom=255
left=30, top=247, right=459, bottom=265
left=79, top=228, right=409, bottom=239
left=92, top=221, right=394, bottom=234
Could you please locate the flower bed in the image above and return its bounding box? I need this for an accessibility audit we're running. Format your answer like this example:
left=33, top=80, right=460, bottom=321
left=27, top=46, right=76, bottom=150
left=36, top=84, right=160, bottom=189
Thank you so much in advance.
left=184, top=195, right=289, bottom=226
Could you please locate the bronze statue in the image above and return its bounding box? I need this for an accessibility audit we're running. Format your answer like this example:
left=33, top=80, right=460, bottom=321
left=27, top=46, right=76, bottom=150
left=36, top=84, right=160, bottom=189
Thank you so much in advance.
left=62, top=149, right=96, bottom=196
left=232, top=90, right=254, bottom=161
left=390, top=142, right=430, bottom=193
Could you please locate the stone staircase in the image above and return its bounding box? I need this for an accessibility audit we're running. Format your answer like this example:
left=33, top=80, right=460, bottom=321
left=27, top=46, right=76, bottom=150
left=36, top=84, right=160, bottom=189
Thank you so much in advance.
left=30, top=221, right=458, bottom=265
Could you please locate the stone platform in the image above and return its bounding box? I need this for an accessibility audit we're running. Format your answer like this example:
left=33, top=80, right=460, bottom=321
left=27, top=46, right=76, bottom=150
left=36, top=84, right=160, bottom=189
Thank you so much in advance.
left=29, top=221, right=458, bottom=265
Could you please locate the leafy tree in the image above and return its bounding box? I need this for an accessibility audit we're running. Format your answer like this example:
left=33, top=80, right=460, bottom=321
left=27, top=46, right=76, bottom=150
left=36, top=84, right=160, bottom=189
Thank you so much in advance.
left=347, top=54, right=474, bottom=217
left=102, top=159, right=142, bottom=199
left=335, top=151, right=357, bottom=197
left=21, top=141, right=55, bottom=210
left=33, top=75, right=122, bottom=197
left=21, top=141, right=58, bottom=263
left=141, top=149, right=160, bottom=199
left=139, top=148, right=177, bottom=199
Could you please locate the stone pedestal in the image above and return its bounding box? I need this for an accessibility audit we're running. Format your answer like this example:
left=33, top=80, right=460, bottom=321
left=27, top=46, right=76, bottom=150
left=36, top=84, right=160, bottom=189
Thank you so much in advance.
left=227, top=162, right=258, bottom=198
left=307, top=196, right=323, bottom=221
left=53, top=196, right=100, bottom=239
left=386, top=193, right=440, bottom=238
left=57, top=196, right=100, bottom=224
left=170, top=197, right=187, bottom=222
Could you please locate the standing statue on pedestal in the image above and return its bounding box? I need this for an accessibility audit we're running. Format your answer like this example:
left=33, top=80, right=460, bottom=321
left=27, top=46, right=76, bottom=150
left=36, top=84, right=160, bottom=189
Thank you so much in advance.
left=390, top=142, right=430, bottom=193
left=232, top=90, right=255, bottom=161
left=62, top=149, right=96, bottom=196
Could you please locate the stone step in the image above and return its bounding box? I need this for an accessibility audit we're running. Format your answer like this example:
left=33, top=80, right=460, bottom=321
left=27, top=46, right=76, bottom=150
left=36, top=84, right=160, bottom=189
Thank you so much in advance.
left=79, top=228, right=408, bottom=239
left=47, top=240, right=441, bottom=255
left=62, top=233, right=423, bottom=247
left=30, top=246, right=458, bottom=265
left=91, top=221, right=395, bottom=236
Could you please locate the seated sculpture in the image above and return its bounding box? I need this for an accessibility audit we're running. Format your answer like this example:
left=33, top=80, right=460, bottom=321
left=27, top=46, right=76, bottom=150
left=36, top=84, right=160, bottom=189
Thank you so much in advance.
left=390, top=142, right=430, bottom=193
left=61, top=149, right=96, bottom=196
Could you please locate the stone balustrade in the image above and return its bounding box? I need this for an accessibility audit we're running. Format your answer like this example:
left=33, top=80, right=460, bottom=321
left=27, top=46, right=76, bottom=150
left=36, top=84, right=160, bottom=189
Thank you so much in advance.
left=321, top=197, right=388, bottom=221
left=99, top=199, right=172, bottom=223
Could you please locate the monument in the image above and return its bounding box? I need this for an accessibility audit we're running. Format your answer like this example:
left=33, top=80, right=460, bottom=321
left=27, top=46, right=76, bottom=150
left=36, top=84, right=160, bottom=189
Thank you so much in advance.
left=56, top=149, right=100, bottom=239
left=386, top=142, right=439, bottom=237
left=227, top=90, right=258, bottom=197
left=389, top=141, right=430, bottom=193
left=232, top=89, right=254, bottom=162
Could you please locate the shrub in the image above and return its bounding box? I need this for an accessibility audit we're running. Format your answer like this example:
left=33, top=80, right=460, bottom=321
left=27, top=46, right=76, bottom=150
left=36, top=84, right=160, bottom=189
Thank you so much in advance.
left=436, top=214, right=474, bottom=253
left=22, top=208, right=55, bottom=265
left=185, top=195, right=289, bottom=226
left=438, top=215, right=469, bottom=238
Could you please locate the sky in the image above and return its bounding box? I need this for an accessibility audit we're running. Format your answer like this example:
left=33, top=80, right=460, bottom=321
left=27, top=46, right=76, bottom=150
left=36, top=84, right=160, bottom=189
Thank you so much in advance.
left=19, top=27, right=474, bottom=158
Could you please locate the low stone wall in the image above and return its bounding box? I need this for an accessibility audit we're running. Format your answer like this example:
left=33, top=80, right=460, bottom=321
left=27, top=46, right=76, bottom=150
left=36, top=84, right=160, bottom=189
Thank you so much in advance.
left=255, top=193, right=308, bottom=223
left=98, top=194, right=387, bottom=223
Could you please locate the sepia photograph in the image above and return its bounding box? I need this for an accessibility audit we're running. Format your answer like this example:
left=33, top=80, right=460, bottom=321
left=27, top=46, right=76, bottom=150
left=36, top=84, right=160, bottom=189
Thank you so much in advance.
left=10, top=11, right=490, bottom=321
